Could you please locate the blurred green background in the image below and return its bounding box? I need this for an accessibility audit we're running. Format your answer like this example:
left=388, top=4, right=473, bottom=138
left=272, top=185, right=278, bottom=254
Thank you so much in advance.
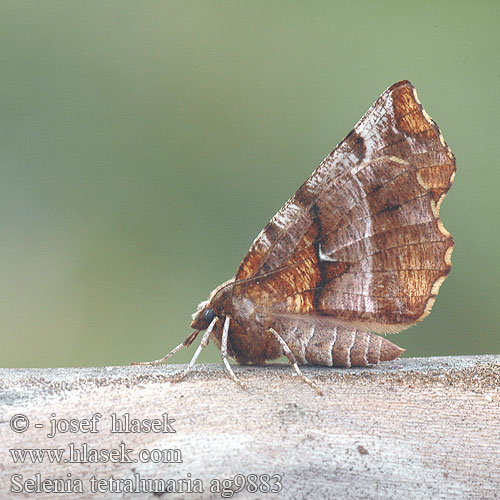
left=1, top=1, right=499, bottom=368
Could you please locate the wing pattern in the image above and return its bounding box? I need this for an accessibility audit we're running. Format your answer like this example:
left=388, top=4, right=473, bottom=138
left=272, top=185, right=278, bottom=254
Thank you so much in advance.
left=233, top=81, right=455, bottom=333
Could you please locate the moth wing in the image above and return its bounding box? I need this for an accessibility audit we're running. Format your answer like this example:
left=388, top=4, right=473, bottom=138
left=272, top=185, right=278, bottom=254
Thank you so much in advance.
left=234, top=80, right=455, bottom=333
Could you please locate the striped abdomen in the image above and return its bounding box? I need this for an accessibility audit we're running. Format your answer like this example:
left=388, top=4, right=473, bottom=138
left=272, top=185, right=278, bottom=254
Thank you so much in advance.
left=277, top=319, right=404, bottom=367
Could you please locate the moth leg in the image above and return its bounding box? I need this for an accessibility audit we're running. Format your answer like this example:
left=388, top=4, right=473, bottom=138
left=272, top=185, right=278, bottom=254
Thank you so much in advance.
left=131, top=329, right=201, bottom=366
left=269, top=327, right=323, bottom=396
left=172, top=317, right=218, bottom=383
left=221, top=316, right=248, bottom=390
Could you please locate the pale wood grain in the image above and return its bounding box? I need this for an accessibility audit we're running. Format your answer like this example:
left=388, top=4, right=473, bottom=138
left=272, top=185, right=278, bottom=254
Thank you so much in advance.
left=1, top=355, right=499, bottom=500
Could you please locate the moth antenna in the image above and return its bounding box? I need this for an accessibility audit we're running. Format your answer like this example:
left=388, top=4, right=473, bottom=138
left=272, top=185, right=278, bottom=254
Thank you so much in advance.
left=269, top=327, right=323, bottom=396
left=130, top=329, right=201, bottom=366
left=172, top=317, right=218, bottom=383
left=221, top=316, right=248, bottom=390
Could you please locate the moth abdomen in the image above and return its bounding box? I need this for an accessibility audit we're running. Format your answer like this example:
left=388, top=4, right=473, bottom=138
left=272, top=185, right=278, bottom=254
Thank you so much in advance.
left=296, top=323, right=404, bottom=368
left=350, top=330, right=405, bottom=367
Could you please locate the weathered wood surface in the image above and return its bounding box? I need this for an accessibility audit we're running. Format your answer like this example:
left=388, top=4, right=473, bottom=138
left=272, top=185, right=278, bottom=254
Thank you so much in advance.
left=1, top=355, right=499, bottom=500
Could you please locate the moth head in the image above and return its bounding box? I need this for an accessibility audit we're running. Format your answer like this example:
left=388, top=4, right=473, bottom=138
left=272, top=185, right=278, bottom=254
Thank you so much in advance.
left=190, top=300, right=217, bottom=330
left=189, top=278, right=235, bottom=330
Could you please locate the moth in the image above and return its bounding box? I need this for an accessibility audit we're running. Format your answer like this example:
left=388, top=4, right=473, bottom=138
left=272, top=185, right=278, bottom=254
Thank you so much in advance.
left=135, top=80, right=455, bottom=395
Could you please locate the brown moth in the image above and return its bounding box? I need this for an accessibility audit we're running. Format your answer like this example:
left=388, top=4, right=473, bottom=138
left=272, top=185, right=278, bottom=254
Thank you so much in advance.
left=135, top=80, right=455, bottom=394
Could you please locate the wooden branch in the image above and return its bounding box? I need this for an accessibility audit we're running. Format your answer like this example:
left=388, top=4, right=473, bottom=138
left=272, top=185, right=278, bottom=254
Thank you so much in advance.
left=1, top=356, right=499, bottom=499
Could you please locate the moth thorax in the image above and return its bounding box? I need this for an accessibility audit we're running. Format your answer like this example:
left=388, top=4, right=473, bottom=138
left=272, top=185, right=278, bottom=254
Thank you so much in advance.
left=228, top=295, right=260, bottom=325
